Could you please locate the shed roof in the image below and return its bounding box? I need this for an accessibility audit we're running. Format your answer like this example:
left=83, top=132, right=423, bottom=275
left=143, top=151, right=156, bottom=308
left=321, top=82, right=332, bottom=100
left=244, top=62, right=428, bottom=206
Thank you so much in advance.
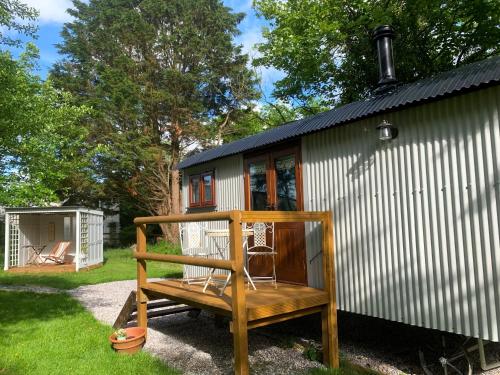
left=5, top=206, right=103, bottom=215
left=178, top=55, right=500, bottom=170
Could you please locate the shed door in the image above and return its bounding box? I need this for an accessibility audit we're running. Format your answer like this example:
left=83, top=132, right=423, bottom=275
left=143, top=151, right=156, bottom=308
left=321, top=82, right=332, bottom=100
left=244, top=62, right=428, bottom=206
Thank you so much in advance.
left=244, top=144, right=307, bottom=285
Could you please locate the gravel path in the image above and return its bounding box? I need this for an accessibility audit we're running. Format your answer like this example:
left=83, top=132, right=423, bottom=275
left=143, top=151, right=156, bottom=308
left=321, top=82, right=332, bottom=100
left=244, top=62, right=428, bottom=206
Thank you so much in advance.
left=0, top=284, right=62, bottom=294
left=69, top=279, right=325, bottom=375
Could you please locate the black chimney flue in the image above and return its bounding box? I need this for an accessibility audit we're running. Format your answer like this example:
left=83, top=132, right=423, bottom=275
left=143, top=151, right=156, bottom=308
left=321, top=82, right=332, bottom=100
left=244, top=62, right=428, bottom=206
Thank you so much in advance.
left=373, top=25, right=397, bottom=93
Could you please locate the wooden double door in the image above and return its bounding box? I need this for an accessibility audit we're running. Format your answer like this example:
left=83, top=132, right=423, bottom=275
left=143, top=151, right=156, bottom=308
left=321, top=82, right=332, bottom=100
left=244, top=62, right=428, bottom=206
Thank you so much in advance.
left=243, top=144, right=307, bottom=285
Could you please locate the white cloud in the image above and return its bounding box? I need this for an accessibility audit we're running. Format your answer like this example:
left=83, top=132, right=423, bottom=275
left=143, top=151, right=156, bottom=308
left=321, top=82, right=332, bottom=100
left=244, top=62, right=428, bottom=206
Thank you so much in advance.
left=237, top=26, right=263, bottom=58
left=21, top=0, right=74, bottom=24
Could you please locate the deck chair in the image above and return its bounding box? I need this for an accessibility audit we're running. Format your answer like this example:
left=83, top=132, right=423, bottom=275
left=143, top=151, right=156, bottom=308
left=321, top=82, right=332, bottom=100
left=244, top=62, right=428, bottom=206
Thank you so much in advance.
left=41, top=241, right=72, bottom=264
left=179, top=222, right=213, bottom=285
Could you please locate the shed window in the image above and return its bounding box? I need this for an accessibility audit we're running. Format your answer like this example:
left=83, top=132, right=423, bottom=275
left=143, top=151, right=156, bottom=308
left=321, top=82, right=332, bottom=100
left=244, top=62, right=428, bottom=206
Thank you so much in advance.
left=189, top=171, right=215, bottom=207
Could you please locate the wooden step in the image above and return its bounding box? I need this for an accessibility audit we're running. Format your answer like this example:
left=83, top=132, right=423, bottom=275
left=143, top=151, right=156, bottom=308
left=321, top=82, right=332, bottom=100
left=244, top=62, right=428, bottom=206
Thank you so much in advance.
left=130, top=305, right=195, bottom=320
left=113, top=291, right=195, bottom=328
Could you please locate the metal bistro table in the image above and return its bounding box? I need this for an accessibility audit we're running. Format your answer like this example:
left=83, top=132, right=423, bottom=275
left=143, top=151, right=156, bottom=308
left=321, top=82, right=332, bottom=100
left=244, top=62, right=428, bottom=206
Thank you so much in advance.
left=203, top=228, right=256, bottom=295
left=24, top=244, right=47, bottom=265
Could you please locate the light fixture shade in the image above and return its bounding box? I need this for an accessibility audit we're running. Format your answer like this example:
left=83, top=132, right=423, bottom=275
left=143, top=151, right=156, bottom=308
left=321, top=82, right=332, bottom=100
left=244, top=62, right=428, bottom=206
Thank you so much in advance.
left=377, top=120, right=396, bottom=141
left=379, top=125, right=392, bottom=140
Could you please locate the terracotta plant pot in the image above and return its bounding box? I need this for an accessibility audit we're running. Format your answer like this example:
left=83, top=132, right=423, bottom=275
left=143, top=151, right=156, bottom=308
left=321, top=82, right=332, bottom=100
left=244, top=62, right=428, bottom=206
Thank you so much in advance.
left=109, top=327, right=146, bottom=354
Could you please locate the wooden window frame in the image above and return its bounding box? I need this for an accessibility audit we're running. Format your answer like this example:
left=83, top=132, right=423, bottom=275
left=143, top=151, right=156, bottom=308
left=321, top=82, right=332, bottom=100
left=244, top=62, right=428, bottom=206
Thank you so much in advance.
left=189, top=170, right=216, bottom=208
left=243, top=142, right=303, bottom=211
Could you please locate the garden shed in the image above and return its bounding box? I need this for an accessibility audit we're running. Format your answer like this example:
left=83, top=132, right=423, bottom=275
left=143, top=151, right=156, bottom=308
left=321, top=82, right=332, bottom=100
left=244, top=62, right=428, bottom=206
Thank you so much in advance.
left=177, top=42, right=500, bottom=351
left=3, top=207, right=104, bottom=272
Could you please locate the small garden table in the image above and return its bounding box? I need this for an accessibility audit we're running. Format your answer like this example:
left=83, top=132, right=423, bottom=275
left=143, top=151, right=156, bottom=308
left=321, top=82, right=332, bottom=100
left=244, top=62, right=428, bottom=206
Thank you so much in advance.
left=25, top=245, right=47, bottom=265
left=203, top=228, right=256, bottom=295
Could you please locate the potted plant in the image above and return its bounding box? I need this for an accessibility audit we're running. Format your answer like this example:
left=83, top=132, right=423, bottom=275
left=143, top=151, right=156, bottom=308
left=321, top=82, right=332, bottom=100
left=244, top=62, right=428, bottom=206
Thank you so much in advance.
left=115, top=329, right=128, bottom=340
left=109, top=327, right=146, bottom=354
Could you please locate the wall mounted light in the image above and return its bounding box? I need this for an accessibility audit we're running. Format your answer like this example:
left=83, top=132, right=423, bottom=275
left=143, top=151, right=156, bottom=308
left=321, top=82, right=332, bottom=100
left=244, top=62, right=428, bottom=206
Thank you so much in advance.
left=377, top=120, right=398, bottom=141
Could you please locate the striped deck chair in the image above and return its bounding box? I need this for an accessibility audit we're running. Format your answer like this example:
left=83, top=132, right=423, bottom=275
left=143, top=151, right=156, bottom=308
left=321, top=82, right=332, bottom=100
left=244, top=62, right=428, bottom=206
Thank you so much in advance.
left=41, top=241, right=72, bottom=264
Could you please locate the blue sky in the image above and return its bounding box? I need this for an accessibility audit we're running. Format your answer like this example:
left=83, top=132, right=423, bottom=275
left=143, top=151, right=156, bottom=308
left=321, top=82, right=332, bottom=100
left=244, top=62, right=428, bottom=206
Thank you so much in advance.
left=11, top=0, right=283, bottom=100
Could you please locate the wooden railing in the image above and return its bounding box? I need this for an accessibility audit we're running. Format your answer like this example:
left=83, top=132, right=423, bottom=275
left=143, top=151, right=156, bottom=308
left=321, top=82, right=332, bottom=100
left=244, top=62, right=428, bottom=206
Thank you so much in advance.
left=133, top=210, right=338, bottom=375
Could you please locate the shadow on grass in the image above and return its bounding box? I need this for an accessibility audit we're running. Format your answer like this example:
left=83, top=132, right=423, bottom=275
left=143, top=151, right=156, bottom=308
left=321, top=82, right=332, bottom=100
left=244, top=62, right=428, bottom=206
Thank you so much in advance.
left=0, top=291, right=178, bottom=375
left=0, top=247, right=183, bottom=290
left=0, top=291, right=84, bottom=336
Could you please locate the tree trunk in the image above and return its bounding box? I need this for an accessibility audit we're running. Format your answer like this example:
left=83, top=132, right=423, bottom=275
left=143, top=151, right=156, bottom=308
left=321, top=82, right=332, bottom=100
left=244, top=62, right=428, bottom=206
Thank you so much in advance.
left=171, top=168, right=180, bottom=215
left=155, top=130, right=182, bottom=243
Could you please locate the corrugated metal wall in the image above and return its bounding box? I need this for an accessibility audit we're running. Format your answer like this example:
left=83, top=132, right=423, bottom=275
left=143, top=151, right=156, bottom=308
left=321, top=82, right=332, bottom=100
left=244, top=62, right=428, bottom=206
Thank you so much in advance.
left=181, top=154, right=244, bottom=212
left=303, top=85, right=500, bottom=341
left=181, top=154, right=244, bottom=278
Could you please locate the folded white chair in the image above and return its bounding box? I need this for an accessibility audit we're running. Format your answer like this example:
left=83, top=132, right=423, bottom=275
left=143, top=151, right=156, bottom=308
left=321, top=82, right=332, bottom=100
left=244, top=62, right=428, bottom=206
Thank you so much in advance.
left=179, top=222, right=213, bottom=285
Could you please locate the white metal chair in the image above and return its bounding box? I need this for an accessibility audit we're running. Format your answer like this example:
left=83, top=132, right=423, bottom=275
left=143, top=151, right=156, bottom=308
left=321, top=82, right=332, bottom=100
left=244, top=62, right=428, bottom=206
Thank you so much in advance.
left=179, top=222, right=213, bottom=285
left=245, top=222, right=277, bottom=286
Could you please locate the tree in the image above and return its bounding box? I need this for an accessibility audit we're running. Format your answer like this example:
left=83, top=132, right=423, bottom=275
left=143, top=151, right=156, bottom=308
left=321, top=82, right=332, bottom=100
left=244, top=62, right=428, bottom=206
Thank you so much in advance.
left=0, top=0, right=38, bottom=46
left=254, top=0, right=500, bottom=106
left=0, top=1, right=90, bottom=207
left=52, top=0, right=258, bottom=241
left=210, top=97, right=327, bottom=144
left=0, top=45, right=90, bottom=206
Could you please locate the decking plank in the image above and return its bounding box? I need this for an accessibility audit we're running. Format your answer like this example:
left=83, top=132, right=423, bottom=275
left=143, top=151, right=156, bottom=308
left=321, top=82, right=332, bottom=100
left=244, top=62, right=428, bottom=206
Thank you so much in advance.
left=5, top=263, right=102, bottom=273
left=142, top=280, right=233, bottom=316
left=141, top=280, right=329, bottom=322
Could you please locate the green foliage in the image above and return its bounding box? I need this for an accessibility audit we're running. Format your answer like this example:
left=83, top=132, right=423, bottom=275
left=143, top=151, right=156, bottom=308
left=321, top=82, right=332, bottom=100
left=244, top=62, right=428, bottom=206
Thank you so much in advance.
left=213, top=97, right=327, bottom=143
left=303, top=345, right=320, bottom=362
left=52, top=0, right=259, bottom=225
left=309, top=358, right=381, bottom=374
left=254, top=0, right=500, bottom=106
left=0, top=45, right=91, bottom=206
left=211, top=101, right=297, bottom=143
left=114, top=328, right=128, bottom=340
left=0, top=247, right=182, bottom=289
left=0, top=291, right=179, bottom=374
left=0, top=0, right=38, bottom=47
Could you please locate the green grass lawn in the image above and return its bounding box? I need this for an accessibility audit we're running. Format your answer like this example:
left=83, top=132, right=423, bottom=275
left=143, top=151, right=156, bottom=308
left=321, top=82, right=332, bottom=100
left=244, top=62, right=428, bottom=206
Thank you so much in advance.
left=0, top=243, right=183, bottom=289
left=311, top=363, right=380, bottom=375
left=0, top=291, right=178, bottom=375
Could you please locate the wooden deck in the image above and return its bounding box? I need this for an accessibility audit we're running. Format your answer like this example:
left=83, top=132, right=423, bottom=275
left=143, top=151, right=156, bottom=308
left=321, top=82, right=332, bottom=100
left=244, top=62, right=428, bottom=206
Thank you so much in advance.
left=6, top=263, right=102, bottom=273
left=133, top=210, right=338, bottom=375
left=142, top=279, right=329, bottom=327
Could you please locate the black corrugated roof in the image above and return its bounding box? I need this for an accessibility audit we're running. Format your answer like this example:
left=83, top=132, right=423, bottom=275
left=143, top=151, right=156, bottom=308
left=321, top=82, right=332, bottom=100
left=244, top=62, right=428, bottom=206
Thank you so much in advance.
left=178, top=55, right=500, bottom=169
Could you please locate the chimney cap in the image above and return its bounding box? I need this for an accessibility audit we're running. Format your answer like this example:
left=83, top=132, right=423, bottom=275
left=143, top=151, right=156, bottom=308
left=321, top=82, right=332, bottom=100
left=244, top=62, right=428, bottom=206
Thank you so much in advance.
left=373, top=25, right=395, bottom=41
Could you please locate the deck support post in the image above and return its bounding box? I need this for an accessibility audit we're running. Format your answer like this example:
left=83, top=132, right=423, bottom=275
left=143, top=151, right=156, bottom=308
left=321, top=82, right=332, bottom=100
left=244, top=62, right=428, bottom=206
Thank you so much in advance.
left=136, top=224, right=148, bottom=337
left=229, top=211, right=249, bottom=375
left=321, top=212, right=339, bottom=368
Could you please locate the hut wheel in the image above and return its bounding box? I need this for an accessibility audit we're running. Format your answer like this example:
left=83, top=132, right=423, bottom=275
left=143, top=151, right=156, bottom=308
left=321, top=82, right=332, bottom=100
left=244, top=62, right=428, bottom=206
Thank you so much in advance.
left=419, top=335, right=473, bottom=375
